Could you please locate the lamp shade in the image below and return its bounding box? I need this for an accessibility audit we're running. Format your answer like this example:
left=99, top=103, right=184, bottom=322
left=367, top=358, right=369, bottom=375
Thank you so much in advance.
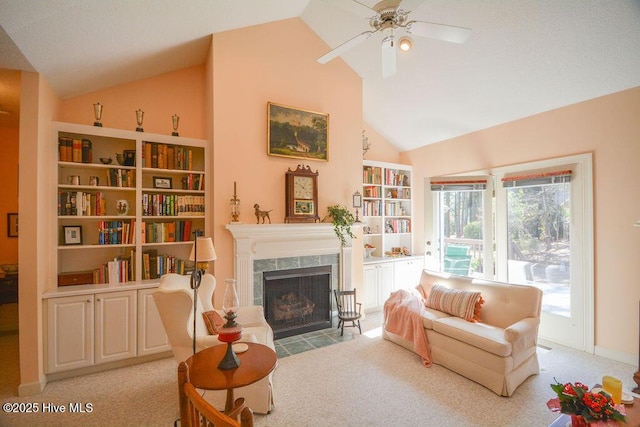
left=189, top=237, right=217, bottom=262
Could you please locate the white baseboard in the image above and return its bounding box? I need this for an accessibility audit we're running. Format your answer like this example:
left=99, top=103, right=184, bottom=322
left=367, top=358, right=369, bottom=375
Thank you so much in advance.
left=18, top=374, right=47, bottom=396
left=594, top=345, right=637, bottom=367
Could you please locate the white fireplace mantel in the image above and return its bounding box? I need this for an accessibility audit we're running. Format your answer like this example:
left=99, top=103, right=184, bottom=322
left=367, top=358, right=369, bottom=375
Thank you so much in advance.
left=225, top=223, right=355, bottom=306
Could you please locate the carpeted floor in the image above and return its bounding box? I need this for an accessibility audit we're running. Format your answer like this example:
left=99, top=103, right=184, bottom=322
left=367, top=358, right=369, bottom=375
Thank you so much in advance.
left=0, top=312, right=636, bottom=427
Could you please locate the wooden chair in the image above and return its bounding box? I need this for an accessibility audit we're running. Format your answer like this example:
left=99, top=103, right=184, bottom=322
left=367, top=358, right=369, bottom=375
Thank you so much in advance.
left=334, top=289, right=362, bottom=336
left=178, top=361, right=254, bottom=427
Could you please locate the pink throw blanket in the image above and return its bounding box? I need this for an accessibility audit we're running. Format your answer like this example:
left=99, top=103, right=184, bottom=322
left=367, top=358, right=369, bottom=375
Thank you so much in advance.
left=383, top=289, right=432, bottom=367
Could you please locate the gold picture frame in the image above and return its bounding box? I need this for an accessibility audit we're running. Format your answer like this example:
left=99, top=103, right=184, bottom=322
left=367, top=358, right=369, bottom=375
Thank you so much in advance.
left=267, top=102, right=328, bottom=162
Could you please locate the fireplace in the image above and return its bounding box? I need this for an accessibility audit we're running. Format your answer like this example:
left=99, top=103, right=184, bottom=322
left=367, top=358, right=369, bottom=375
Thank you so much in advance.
left=263, top=265, right=332, bottom=339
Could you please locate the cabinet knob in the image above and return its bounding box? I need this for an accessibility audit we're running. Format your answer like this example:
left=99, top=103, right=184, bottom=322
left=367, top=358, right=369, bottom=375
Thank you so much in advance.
left=96, top=298, right=101, bottom=302
left=86, top=299, right=91, bottom=303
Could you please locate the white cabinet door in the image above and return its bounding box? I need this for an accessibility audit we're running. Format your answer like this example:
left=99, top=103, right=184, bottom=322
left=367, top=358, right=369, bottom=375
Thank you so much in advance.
left=363, top=265, right=379, bottom=311
left=46, top=295, right=94, bottom=373
left=363, top=262, right=395, bottom=312
left=377, top=262, right=394, bottom=305
left=95, top=290, right=137, bottom=364
left=393, top=258, right=424, bottom=291
left=137, top=288, right=170, bottom=356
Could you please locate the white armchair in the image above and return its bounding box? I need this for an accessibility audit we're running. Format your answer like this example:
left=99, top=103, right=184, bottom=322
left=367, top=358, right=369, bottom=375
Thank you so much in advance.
left=153, top=273, right=275, bottom=414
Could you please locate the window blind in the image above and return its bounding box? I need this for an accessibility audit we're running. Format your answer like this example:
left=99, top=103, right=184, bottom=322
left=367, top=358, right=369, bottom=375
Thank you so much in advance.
left=430, top=177, right=487, bottom=192
left=501, top=169, right=572, bottom=188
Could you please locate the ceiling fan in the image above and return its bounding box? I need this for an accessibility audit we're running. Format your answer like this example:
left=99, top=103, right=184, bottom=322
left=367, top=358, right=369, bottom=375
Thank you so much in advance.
left=317, top=0, right=471, bottom=78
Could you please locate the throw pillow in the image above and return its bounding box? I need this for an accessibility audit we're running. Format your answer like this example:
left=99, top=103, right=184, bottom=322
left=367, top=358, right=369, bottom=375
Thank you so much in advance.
left=425, top=284, right=482, bottom=322
left=202, top=310, right=225, bottom=335
left=473, top=295, right=485, bottom=322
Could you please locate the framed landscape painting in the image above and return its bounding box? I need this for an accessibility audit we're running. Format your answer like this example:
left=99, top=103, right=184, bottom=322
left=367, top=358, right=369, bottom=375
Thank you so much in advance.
left=267, top=102, right=329, bottom=161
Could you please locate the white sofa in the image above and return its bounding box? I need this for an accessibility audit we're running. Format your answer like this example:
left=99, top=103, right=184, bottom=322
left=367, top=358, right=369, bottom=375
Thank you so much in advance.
left=383, top=269, right=542, bottom=396
left=153, top=273, right=275, bottom=413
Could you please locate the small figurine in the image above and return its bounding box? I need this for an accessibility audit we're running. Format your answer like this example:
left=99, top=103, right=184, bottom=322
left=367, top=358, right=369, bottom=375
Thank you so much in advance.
left=254, top=204, right=272, bottom=224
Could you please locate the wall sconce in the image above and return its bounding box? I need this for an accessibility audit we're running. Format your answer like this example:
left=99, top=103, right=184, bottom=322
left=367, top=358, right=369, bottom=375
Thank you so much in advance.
left=352, top=191, right=362, bottom=222
left=362, top=130, right=370, bottom=157
left=398, top=37, right=413, bottom=52
left=635, top=220, right=640, bottom=227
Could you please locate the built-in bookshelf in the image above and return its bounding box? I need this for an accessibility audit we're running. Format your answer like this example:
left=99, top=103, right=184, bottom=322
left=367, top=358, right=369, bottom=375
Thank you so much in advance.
left=362, top=160, right=413, bottom=258
left=53, top=122, right=208, bottom=288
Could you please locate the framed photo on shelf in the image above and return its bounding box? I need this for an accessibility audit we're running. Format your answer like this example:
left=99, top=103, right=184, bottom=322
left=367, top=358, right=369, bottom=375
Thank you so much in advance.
left=153, top=176, right=172, bottom=189
left=267, top=102, right=329, bottom=161
left=7, top=213, right=18, bottom=238
left=63, top=226, right=83, bottom=245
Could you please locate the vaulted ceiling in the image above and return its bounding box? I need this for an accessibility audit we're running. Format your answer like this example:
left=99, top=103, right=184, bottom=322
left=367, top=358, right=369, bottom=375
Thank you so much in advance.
left=1, top=0, right=639, bottom=150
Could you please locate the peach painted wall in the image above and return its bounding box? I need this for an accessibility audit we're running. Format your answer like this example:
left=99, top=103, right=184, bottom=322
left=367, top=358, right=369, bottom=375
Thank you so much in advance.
left=18, top=71, right=60, bottom=395
left=211, top=18, right=364, bottom=304
left=0, top=127, right=19, bottom=264
left=59, top=65, right=207, bottom=139
left=402, top=86, right=640, bottom=363
left=362, top=122, right=401, bottom=164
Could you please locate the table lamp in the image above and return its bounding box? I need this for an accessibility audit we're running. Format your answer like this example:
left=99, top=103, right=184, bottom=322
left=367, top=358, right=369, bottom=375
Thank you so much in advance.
left=217, top=279, right=243, bottom=370
left=189, top=234, right=217, bottom=354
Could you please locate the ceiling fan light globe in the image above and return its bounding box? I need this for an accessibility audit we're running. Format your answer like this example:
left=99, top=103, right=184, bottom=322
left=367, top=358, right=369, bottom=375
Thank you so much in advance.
left=399, top=37, right=413, bottom=52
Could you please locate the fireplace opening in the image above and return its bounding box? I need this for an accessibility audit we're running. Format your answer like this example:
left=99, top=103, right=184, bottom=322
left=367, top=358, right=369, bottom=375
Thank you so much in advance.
left=263, top=265, right=332, bottom=340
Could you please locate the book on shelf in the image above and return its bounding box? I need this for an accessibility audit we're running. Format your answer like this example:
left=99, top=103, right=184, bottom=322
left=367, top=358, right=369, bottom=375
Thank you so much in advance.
left=167, top=146, right=175, bottom=169
left=58, top=191, right=106, bottom=216
left=81, top=138, right=92, bottom=163
left=142, top=249, right=158, bottom=280
left=142, top=141, right=195, bottom=170
left=93, top=254, right=133, bottom=285
left=72, top=138, right=82, bottom=163
left=151, top=143, right=159, bottom=168
left=106, top=168, right=135, bottom=187
left=142, top=194, right=204, bottom=217
left=144, top=219, right=192, bottom=243
left=58, top=137, right=72, bottom=162
left=97, top=220, right=135, bottom=245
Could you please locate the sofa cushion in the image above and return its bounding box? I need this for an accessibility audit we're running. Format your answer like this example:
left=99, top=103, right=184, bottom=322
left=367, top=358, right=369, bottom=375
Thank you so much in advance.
left=202, top=310, right=225, bottom=335
left=432, top=316, right=512, bottom=357
left=426, top=284, right=482, bottom=322
left=421, top=307, right=452, bottom=329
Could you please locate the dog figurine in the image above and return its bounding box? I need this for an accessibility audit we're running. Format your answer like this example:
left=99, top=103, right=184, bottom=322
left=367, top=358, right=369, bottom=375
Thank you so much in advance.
left=254, top=204, right=272, bottom=224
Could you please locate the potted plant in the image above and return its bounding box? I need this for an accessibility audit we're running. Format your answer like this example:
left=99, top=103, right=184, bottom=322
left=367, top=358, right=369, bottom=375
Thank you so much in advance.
left=324, top=205, right=355, bottom=247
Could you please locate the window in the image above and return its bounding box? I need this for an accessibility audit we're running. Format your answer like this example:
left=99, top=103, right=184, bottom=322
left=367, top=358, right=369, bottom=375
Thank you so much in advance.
left=429, top=177, right=489, bottom=278
left=503, top=169, right=572, bottom=317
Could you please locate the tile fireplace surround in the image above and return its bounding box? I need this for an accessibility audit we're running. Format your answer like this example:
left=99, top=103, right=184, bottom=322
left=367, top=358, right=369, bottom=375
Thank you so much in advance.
left=225, top=223, right=356, bottom=307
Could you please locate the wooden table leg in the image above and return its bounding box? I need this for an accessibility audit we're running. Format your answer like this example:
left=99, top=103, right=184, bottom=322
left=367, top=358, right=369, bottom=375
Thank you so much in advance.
left=225, top=388, right=234, bottom=414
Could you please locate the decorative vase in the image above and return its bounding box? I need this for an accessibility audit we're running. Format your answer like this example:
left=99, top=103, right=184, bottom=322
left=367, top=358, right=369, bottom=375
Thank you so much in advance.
left=570, top=414, right=587, bottom=427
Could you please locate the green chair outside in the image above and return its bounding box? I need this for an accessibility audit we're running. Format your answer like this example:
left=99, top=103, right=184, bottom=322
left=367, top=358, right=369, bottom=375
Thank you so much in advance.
left=443, top=245, right=471, bottom=276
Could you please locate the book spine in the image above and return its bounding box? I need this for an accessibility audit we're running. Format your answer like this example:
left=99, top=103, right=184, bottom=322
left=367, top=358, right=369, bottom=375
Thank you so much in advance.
left=81, top=138, right=92, bottom=163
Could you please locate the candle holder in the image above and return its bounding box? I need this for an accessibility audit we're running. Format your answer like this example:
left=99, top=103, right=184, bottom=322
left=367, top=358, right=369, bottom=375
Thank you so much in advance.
left=230, top=181, right=240, bottom=223
left=172, top=114, right=179, bottom=136
left=135, top=109, right=144, bottom=132
left=93, top=103, right=103, bottom=127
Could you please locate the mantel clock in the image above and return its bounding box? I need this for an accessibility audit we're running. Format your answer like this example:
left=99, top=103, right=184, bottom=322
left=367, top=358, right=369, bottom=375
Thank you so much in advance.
left=285, top=165, right=320, bottom=223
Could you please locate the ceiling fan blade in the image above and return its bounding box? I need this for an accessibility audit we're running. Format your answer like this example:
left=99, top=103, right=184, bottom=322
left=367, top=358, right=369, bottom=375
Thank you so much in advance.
left=381, top=36, right=396, bottom=78
left=317, top=30, right=376, bottom=64
left=405, top=20, right=471, bottom=43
